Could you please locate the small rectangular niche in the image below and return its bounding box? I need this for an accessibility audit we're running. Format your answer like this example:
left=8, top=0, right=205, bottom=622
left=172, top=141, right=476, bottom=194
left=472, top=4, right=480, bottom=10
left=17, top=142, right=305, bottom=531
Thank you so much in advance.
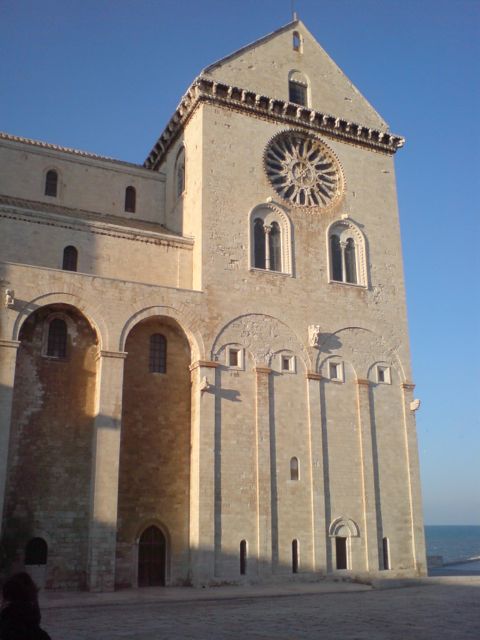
left=280, top=354, right=295, bottom=373
left=329, top=361, right=344, bottom=382
left=376, top=365, right=391, bottom=384
left=227, top=346, right=243, bottom=369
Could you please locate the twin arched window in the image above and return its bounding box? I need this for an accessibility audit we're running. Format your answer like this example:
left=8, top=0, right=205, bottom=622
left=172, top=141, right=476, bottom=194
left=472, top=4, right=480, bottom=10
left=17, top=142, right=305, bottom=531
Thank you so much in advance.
left=45, top=170, right=58, bottom=197
left=149, top=334, right=167, bottom=373
left=125, top=186, right=136, bottom=213
left=251, top=205, right=292, bottom=275
left=328, top=220, right=366, bottom=287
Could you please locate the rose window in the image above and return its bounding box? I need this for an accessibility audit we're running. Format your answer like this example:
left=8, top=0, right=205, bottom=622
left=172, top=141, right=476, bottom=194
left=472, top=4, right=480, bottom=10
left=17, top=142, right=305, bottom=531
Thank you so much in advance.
left=264, top=131, right=343, bottom=207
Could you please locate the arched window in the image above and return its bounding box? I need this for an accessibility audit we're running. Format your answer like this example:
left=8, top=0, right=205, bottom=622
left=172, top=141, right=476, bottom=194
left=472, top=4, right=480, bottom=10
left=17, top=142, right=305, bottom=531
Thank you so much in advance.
left=288, top=71, right=308, bottom=107
left=62, top=245, right=78, bottom=271
left=292, top=539, right=299, bottom=573
left=45, top=170, right=58, bottom=197
left=290, top=457, right=299, bottom=481
left=292, top=31, right=302, bottom=52
left=25, top=538, right=48, bottom=565
left=125, top=186, right=136, bottom=213
left=327, top=219, right=367, bottom=287
left=250, top=204, right=292, bottom=275
left=175, top=148, right=185, bottom=198
left=240, top=540, right=247, bottom=575
left=149, top=334, right=167, bottom=373
left=47, top=318, right=67, bottom=358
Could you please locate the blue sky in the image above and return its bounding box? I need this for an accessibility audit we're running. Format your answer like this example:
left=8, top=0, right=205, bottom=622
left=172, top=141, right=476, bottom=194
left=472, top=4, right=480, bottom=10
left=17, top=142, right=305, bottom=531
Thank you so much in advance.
left=1, top=0, right=479, bottom=524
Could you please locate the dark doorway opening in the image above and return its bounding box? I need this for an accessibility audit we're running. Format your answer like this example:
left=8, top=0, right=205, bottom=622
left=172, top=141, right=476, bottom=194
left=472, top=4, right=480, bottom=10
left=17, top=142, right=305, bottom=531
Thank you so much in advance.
left=25, top=538, right=48, bottom=565
left=335, top=537, right=347, bottom=570
left=138, top=526, right=166, bottom=586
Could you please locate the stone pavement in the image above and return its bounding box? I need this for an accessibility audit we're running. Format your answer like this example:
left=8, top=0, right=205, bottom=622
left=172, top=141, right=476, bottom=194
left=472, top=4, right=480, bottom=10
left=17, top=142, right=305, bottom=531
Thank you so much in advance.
left=40, top=577, right=480, bottom=640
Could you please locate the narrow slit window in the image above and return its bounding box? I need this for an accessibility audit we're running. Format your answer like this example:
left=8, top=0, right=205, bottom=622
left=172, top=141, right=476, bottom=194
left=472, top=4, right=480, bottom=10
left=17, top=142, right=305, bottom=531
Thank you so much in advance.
left=45, top=170, right=58, bottom=197
left=330, top=234, right=342, bottom=282
left=290, top=457, right=299, bottom=481
left=47, top=318, right=67, bottom=358
left=149, top=334, right=167, bottom=373
left=345, top=238, right=357, bottom=283
left=382, top=537, right=390, bottom=570
left=254, top=218, right=266, bottom=269
left=62, top=245, right=78, bottom=272
left=125, top=186, right=136, bottom=213
left=240, top=540, right=247, bottom=575
left=292, top=31, right=301, bottom=52
left=269, top=221, right=282, bottom=272
left=292, top=539, right=299, bottom=573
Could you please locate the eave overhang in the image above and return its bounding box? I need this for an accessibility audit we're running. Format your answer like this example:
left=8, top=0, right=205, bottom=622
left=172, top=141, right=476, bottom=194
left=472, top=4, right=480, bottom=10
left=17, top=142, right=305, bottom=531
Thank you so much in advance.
left=144, top=76, right=405, bottom=170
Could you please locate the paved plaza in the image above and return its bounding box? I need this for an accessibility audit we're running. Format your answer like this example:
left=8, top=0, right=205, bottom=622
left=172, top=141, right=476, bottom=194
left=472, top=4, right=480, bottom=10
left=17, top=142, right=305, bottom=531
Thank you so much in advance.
left=40, top=577, right=479, bottom=640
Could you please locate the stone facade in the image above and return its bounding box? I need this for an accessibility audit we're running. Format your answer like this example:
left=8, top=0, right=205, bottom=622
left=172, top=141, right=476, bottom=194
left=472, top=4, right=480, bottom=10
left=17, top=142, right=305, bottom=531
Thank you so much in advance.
left=0, top=20, right=426, bottom=591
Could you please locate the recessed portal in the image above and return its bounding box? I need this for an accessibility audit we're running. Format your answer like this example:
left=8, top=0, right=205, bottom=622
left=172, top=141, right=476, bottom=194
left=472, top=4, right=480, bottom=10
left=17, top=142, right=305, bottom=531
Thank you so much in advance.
left=335, top=536, right=348, bottom=570
left=138, top=526, right=166, bottom=587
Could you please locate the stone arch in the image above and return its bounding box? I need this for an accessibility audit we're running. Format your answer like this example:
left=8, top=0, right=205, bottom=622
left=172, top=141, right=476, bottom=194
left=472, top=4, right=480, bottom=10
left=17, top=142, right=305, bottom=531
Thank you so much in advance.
left=13, top=292, right=106, bottom=351
left=249, top=202, right=293, bottom=275
left=329, top=517, right=360, bottom=538
left=316, top=326, right=406, bottom=382
left=326, top=217, right=368, bottom=287
left=119, top=305, right=203, bottom=362
left=211, top=313, right=310, bottom=370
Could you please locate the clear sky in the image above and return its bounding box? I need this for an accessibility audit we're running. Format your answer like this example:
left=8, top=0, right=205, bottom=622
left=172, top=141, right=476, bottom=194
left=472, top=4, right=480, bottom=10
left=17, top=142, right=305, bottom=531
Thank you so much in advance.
left=1, top=0, right=479, bottom=525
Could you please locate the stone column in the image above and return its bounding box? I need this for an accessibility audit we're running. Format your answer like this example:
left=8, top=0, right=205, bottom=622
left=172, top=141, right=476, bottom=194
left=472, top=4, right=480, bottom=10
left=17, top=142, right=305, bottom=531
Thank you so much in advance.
left=189, top=360, right=218, bottom=585
left=355, top=378, right=379, bottom=571
left=87, top=349, right=127, bottom=592
left=401, top=382, right=427, bottom=575
left=0, top=339, right=20, bottom=534
left=254, top=366, right=273, bottom=574
left=306, top=372, right=327, bottom=573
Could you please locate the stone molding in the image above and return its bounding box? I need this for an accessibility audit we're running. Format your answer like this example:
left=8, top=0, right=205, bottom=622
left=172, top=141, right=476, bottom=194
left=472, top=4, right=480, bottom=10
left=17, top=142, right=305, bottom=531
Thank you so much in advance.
left=189, top=360, right=219, bottom=372
left=0, top=199, right=193, bottom=250
left=402, top=382, right=416, bottom=390
left=0, top=339, right=21, bottom=350
left=96, top=350, right=128, bottom=360
left=145, top=76, right=405, bottom=169
left=306, top=371, right=322, bottom=380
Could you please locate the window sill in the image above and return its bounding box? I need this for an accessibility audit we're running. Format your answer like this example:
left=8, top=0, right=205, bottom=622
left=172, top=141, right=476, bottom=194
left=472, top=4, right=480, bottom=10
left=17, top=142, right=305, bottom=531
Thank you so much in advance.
left=328, top=279, right=366, bottom=289
left=249, top=268, right=293, bottom=278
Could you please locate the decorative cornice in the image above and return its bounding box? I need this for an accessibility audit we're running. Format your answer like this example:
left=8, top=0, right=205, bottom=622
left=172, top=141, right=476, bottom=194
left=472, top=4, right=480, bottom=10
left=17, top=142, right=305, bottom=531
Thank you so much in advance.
left=402, top=382, right=416, bottom=390
left=356, top=378, right=371, bottom=387
left=0, top=131, right=144, bottom=169
left=189, top=360, right=220, bottom=371
left=144, top=76, right=405, bottom=169
left=0, top=197, right=193, bottom=250
left=306, top=372, right=322, bottom=380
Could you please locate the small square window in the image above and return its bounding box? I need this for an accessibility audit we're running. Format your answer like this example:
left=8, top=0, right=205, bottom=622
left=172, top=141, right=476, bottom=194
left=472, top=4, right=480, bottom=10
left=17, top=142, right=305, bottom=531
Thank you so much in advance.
left=329, top=361, right=344, bottom=382
left=377, top=365, right=391, bottom=384
left=227, top=346, right=243, bottom=369
left=281, top=354, right=295, bottom=373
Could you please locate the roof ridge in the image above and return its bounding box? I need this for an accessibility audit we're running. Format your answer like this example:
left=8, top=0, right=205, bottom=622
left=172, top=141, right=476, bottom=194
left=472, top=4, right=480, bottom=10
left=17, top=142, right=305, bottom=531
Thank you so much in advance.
left=0, top=131, right=146, bottom=169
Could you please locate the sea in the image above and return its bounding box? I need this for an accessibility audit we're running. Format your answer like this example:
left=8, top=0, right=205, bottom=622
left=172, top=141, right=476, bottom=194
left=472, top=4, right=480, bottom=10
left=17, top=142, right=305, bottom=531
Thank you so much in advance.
left=425, top=525, right=480, bottom=564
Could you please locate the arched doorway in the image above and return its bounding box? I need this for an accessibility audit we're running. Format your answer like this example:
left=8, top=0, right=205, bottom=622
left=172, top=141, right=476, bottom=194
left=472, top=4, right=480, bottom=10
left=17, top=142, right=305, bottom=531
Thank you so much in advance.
left=138, top=526, right=166, bottom=587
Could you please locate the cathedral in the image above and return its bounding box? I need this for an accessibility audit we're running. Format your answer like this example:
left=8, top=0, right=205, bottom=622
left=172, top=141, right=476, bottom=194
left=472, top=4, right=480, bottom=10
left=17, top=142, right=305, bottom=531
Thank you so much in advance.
left=0, top=20, right=426, bottom=591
